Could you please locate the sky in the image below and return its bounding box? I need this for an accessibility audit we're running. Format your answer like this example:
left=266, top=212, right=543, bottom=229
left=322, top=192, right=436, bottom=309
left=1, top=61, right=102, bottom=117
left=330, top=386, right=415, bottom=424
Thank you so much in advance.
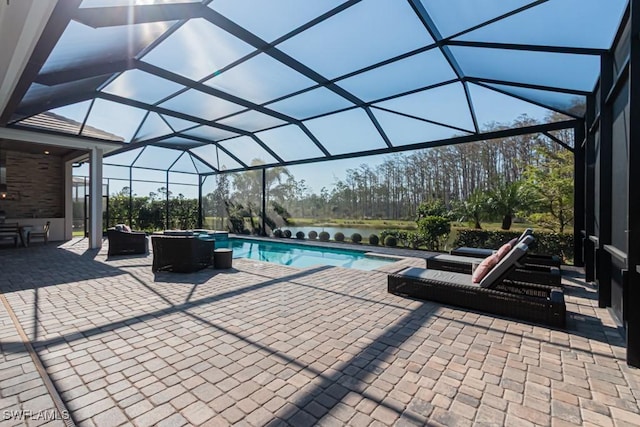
left=75, top=86, right=564, bottom=198
left=65, top=0, right=626, bottom=198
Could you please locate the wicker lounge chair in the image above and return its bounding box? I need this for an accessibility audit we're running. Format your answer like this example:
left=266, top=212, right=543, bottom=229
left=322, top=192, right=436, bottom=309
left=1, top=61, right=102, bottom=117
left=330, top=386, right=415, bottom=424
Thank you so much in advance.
left=451, top=228, right=562, bottom=269
left=426, top=253, right=561, bottom=286
left=427, top=235, right=561, bottom=286
left=107, top=227, right=148, bottom=256
left=388, top=241, right=566, bottom=327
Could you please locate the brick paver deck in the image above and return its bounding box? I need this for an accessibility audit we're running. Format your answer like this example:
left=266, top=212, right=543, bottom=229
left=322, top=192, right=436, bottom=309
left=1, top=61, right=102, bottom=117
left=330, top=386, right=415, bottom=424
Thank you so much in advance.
left=0, top=238, right=639, bottom=426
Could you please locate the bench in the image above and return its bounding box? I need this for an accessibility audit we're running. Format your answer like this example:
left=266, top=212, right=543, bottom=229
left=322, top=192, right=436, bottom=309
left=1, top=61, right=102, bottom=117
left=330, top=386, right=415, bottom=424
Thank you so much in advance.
left=0, top=223, right=20, bottom=247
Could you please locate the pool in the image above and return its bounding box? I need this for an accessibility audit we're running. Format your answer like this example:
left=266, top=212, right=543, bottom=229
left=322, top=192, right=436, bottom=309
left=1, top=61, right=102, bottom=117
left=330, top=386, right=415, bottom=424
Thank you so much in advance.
left=218, top=238, right=398, bottom=271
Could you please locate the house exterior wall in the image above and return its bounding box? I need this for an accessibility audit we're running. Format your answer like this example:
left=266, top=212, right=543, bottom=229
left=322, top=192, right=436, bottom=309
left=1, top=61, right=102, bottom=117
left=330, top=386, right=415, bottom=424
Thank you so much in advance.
left=0, top=150, right=64, bottom=218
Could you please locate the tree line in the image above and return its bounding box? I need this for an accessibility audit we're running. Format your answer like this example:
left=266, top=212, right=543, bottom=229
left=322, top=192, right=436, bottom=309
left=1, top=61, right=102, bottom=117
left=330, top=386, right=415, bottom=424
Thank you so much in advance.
left=103, top=113, right=574, bottom=235
left=206, top=114, right=574, bottom=233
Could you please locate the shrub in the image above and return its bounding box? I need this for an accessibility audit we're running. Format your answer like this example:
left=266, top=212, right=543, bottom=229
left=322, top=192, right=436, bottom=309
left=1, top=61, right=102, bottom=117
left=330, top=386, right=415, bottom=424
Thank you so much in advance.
left=380, top=229, right=410, bottom=247
left=369, top=234, right=379, bottom=245
left=406, top=231, right=424, bottom=249
left=334, top=232, right=345, bottom=242
left=380, top=229, right=393, bottom=241
left=308, top=230, right=318, bottom=240
left=319, top=231, right=330, bottom=242
left=384, top=235, right=398, bottom=247
left=351, top=233, right=362, bottom=243
left=283, top=229, right=292, bottom=238
left=296, top=231, right=305, bottom=240
left=273, top=229, right=283, bottom=238
left=417, top=216, right=451, bottom=251
left=416, top=200, right=454, bottom=220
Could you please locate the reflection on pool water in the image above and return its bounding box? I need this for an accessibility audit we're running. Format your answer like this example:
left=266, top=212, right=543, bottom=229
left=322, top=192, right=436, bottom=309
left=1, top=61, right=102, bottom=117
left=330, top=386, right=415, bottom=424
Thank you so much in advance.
left=219, top=238, right=397, bottom=271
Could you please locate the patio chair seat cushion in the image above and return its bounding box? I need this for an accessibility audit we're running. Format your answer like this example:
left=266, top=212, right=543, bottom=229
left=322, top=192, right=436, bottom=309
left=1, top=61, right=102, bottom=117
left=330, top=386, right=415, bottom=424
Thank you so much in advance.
left=398, top=267, right=474, bottom=287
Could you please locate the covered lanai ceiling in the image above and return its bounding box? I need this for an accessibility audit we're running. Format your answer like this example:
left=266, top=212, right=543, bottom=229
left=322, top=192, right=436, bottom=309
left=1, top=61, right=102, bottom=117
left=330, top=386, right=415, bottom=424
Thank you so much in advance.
left=0, top=0, right=628, bottom=175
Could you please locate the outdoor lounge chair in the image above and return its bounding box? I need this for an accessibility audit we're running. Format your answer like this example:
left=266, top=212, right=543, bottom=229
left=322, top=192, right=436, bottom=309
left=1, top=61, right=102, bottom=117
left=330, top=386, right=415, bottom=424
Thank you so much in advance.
left=427, top=235, right=561, bottom=286
left=451, top=228, right=562, bottom=269
left=107, top=227, right=148, bottom=256
left=151, top=234, right=215, bottom=273
left=388, top=241, right=566, bottom=327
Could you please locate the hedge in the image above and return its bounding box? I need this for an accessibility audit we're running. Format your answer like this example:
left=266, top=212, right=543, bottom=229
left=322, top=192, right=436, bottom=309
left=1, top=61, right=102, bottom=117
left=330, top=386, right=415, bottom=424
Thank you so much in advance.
left=453, top=228, right=574, bottom=263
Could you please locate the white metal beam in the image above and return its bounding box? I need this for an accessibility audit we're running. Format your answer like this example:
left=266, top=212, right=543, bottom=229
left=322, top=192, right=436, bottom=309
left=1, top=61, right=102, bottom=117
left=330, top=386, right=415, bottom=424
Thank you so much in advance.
left=0, top=0, right=57, bottom=115
left=0, top=127, right=125, bottom=153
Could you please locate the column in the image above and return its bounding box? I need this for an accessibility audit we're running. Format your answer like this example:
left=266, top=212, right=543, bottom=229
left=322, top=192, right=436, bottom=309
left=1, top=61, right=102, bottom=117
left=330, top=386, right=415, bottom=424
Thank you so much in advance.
left=89, top=147, right=103, bottom=249
left=626, top=0, right=640, bottom=367
left=64, top=160, right=74, bottom=240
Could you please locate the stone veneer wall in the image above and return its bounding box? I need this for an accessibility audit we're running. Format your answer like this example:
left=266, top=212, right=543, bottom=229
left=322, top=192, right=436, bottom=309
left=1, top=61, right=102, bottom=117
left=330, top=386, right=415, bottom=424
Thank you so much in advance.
left=0, top=150, right=64, bottom=218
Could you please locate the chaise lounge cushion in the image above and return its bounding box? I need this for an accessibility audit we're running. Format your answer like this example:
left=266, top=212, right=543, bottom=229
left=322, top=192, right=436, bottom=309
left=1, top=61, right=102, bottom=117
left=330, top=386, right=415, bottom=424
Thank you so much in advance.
left=399, top=267, right=476, bottom=287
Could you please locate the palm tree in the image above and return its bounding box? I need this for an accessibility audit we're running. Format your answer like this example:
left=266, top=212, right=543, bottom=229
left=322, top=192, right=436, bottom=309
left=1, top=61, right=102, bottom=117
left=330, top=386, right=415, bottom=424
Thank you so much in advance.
left=487, top=181, right=528, bottom=230
left=458, top=189, right=488, bottom=229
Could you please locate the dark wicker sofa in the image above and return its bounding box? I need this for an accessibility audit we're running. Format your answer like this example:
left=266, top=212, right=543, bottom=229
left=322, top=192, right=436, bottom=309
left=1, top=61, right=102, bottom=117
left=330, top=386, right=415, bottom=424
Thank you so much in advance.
left=107, top=228, right=148, bottom=256
left=151, top=235, right=215, bottom=273
left=388, top=241, right=566, bottom=327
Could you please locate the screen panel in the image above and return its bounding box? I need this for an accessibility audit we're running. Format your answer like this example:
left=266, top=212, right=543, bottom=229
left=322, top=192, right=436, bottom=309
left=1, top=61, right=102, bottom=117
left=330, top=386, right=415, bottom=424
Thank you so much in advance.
left=610, top=80, right=629, bottom=253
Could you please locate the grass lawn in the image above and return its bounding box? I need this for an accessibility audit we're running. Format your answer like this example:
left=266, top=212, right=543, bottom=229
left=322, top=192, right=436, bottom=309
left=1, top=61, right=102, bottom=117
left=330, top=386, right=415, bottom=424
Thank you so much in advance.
left=288, top=218, right=417, bottom=230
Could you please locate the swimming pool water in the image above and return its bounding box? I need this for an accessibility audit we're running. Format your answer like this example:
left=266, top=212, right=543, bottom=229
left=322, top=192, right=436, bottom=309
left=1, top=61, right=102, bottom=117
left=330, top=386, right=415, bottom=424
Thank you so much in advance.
left=219, top=238, right=397, bottom=271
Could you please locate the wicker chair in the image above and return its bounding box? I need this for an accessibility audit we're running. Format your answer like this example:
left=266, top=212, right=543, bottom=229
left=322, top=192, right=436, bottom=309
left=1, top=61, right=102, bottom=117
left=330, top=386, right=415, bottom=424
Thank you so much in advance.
left=107, top=228, right=148, bottom=256
left=151, top=235, right=215, bottom=273
left=388, top=241, right=566, bottom=327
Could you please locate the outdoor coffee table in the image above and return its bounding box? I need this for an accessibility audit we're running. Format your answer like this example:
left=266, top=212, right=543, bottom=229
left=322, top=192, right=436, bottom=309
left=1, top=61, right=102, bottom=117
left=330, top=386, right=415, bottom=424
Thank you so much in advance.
left=213, top=248, right=233, bottom=269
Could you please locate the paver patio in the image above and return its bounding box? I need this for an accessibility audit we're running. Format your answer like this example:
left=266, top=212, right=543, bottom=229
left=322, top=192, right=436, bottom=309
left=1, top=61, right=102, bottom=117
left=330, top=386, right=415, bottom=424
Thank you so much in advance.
left=0, top=239, right=639, bottom=427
